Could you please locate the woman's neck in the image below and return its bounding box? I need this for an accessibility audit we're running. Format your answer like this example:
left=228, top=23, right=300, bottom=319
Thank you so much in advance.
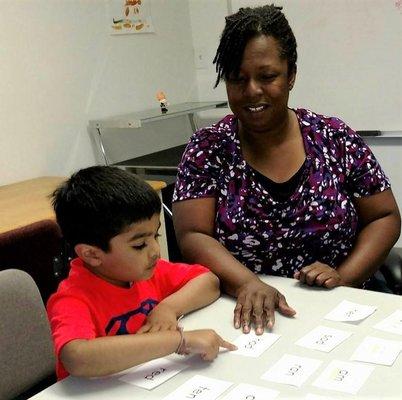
left=239, top=109, right=298, bottom=152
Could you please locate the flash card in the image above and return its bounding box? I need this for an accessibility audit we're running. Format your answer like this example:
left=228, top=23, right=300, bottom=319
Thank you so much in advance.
left=231, top=332, right=281, bottom=357
left=162, top=375, right=233, bottom=400
left=118, top=358, right=187, bottom=390
left=220, top=383, right=279, bottom=400
left=324, top=300, right=376, bottom=322
left=295, top=325, right=352, bottom=352
left=312, top=360, right=374, bottom=394
left=261, top=354, right=322, bottom=387
left=351, top=336, right=402, bottom=366
left=374, top=310, right=402, bottom=335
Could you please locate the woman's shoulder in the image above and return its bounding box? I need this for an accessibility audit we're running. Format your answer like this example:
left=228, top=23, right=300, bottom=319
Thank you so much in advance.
left=296, top=108, right=351, bottom=131
left=295, top=108, right=355, bottom=143
left=191, top=114, right=236, bottom=144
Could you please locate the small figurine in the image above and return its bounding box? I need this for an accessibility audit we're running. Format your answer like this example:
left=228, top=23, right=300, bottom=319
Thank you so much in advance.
left=156, top=91, right=168, bottom=113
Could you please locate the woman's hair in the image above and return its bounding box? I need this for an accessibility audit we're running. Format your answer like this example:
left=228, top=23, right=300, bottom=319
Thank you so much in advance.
left=52, top=166, right=161, bottom=251
left=213, top=4, right=297, bottom=87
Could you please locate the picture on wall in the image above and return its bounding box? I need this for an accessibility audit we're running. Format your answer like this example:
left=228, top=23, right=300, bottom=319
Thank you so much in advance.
left=109, top=0, right=154, bottom=35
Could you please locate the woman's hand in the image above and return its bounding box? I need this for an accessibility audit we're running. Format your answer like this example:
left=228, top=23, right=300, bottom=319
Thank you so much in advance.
left=137, top=303, right=178, bottom=334
left=233, top=278, right=296, bottom=335
left=294, top=262, right=346, bottom=288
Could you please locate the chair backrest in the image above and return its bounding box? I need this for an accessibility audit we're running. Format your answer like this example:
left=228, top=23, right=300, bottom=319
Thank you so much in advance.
left=0, top=219, right=62, bottom=303
left=0, top=269, right=55, bottom=400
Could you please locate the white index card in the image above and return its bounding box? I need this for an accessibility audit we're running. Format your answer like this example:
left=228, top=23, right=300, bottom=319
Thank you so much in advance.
left=118, top=358, right=187, bottom=390
left=305, top=394, right=337, bottom=400
left=324, top=300, right=376, bottom=322
left=312, top=360, right=374, bottom=394
left=221, top=383, right=279, bottom=400
left=162, top=375, right=233, bottom=400
left=374, top=310, right=402, bottom=335
left=351, top=336, right=402, bottom=366
left=231, top=332, right=281, bottom=357
left=295, top=325, right=352, bottom=352
left=261, top=354, right=322, bottom=387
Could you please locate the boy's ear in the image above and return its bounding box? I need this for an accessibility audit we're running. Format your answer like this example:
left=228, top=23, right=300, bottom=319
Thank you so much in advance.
left=74, top=243, right=104, bottom=267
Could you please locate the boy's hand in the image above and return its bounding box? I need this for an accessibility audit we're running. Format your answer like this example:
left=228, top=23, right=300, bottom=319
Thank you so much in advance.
left=183, top=329, right=237, bottom=361
left=137, top=303, right=178, bottom=333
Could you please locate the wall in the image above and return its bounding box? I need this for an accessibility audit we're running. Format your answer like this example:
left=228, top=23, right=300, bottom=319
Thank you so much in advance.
left=189, top=0, right=402, bottom=246
left=190, top=0, right=402, bottom=129
left=0, top=0, right=197, bottom=185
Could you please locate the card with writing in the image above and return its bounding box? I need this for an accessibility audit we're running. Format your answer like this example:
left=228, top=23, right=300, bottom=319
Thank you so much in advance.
left=261, top=354, right=322, bottom=387
left=220, top=383, right=279, bottom=400
left=351, top=336, right=402, bottom=366
left=231, top=332, right=281, bottom=357
left=162, top=375, right=233, bottom=400
left=295, top=325, right=352, bottom=352
left=374, top=310, right=402, bottom=335
left=312, top=360, right=375, bottom=394
left=324, top=300, right=376, bottom=322
left=305, top=394, right=337, bottom=400
left=118, top=357, right=187, bottom=390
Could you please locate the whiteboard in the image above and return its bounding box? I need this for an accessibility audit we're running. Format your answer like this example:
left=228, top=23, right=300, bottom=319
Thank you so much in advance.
left=231, top=0, right=402, bottom=130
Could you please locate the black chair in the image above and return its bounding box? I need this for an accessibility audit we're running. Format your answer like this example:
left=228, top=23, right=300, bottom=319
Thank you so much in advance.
left=375, top=248, right=402, bottom=295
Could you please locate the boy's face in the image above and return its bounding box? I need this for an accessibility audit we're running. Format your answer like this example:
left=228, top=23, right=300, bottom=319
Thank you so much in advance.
left=91, top=213, right=161, bottom=287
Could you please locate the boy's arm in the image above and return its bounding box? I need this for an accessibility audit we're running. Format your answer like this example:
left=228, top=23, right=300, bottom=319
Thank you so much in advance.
left=161, top=271, right=220, bottom=316
left=61, top=328, right=235, bottom=377
left=137, top=272, right=220, bottom=333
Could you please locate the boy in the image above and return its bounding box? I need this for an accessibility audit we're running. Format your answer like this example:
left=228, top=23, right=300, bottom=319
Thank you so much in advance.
left=48, top=166, right=235, bottom=380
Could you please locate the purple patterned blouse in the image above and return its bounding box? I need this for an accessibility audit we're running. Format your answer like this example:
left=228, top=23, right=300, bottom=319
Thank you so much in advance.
left=173, top=109, right=390, bottom=277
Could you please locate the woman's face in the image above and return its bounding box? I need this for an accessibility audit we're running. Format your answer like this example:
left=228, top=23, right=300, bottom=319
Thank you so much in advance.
left=225, top=35, right=295, bottom=135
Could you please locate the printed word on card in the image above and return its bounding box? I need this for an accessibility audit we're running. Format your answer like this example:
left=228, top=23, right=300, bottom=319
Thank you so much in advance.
left=312, top=360, right=374, bottom=394
left=162, top=375, right=233, bottom=400
left=351, top=336, right=402, bottom=366
left=221, top=383, right=279, bottom=400
left=261, top=354, right=322, bottom=387
left=295, top=325, right=352, bottom=352
left=232, top=332, right=281, bottom=357
left=118, top=358, right=187, bottom=390
left=324, top=300, right=376, bottom=322
left=374, top=310, right=402, bottom=335
left=305, top=394, right=337, bottom=400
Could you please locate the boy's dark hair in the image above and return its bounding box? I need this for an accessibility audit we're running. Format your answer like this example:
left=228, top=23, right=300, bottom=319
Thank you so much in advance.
left=52, top=166, right=161, bottom=251
left=213, top=4, right=297, bottom=87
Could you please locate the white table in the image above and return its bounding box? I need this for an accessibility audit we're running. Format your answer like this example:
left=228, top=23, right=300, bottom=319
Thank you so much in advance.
left=31, top=276, right=402, bottom=399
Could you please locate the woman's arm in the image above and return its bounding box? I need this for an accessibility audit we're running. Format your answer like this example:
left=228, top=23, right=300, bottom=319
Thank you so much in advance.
left=337, top=189, right=400, bottom=286
left=173, top=198, right=295, bottom=334
left=295, top=189, right=401, bottom=288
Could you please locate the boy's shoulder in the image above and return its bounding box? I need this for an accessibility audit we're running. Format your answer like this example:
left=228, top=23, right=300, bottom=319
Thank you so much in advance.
left=141, top=259, right=210, bottom=291
left=152, top=259, right=209, bottom=276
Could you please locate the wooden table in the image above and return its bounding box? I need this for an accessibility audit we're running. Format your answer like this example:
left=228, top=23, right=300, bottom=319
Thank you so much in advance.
left=0, top=177, right=168, bottom=258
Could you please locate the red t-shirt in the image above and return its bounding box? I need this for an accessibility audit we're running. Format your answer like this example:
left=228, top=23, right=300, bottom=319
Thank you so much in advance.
left=47, top=258, right=209, bottom=379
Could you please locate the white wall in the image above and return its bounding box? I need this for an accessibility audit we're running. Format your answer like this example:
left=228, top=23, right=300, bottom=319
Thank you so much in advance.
left=190, top=0, right=402, bottom=129
left=189, top=0, right=402, bottom=246
left=0, top=0, right=197, bottom=185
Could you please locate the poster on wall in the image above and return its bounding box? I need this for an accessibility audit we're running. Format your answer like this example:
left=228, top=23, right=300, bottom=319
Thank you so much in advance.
left=109, top=0, right=154, bottom=35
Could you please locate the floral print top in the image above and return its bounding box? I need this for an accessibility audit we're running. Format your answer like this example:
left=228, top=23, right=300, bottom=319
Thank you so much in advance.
left=173, top=109, right=390, bottom=277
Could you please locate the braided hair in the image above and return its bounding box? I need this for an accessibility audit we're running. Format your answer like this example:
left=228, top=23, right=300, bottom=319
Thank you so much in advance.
left=213, top=4, right=297, bottom=87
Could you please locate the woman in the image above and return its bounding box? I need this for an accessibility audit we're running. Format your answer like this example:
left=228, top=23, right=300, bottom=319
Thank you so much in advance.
left=172, top=5, right=400, bottom=335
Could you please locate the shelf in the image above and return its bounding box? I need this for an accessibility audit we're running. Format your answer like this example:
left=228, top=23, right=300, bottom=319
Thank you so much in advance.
left=88, top=101, right=228, bottom=130
left=361, top=131, right=402, bottom=139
